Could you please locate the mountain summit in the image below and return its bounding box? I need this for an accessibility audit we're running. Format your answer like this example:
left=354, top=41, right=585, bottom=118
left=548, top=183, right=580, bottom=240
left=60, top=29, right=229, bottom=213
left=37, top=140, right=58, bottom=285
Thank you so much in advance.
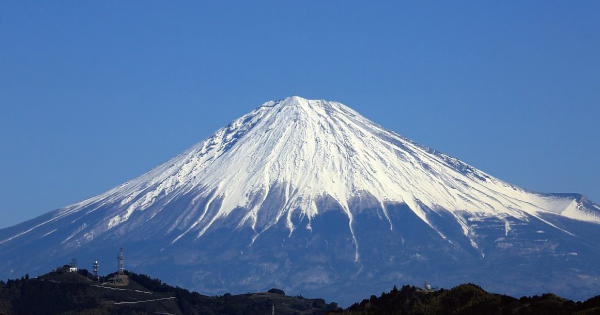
left=1, top=96, right=600, bottom=305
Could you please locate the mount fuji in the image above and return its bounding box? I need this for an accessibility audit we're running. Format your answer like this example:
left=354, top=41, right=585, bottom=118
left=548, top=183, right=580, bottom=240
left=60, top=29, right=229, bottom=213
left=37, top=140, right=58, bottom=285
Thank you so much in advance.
left=1, top=96, right=599, bottom=305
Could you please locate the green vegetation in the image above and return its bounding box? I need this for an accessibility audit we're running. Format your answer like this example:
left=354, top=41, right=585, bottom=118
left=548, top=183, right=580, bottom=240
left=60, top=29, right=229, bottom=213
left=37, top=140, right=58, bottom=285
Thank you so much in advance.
left=1, top=269, right=600, bottom=315
left=0, top=269, right=337, bottom=315
left=331, top=284, right=600, bottom=315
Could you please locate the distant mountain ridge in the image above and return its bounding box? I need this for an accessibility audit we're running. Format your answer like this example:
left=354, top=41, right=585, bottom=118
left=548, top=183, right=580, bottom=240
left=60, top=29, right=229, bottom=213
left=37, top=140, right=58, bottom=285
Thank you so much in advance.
left=1, top=96, right=600, bottom=305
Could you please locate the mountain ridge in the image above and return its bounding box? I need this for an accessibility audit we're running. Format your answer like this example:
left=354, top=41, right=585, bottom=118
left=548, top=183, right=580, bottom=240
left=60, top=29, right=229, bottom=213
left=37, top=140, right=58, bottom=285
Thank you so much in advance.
left=1, top=96, right=599, bottom=305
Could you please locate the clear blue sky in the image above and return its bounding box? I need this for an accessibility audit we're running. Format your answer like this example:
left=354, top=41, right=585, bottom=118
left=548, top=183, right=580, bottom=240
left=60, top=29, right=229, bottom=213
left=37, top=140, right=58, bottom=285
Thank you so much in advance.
left=1, top=2, right=598, bottom=228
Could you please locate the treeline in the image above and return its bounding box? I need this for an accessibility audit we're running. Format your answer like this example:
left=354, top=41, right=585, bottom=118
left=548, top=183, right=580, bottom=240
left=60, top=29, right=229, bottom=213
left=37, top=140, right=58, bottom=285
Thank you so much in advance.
left=0, top=275, right=99, bottom=314
left=0, top=269, right=337, bottom=315
left=330, top=283, right=600, bottom=315
left=3, top=269, right=600, bottom=315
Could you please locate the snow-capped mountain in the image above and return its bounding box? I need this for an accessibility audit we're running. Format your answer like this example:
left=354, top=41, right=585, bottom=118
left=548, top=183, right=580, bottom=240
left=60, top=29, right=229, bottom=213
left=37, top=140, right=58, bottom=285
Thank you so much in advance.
left=1, top=96, right=599, bottom=305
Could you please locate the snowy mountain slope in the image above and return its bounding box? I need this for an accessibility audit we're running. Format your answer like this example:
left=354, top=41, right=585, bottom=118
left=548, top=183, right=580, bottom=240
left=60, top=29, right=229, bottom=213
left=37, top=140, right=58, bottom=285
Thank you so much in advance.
left=1, top=96, right=599, bottom=304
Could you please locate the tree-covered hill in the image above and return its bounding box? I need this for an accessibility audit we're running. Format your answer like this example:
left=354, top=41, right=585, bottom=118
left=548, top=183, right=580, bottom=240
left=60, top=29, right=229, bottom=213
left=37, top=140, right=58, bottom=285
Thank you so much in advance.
left=0, top=269, right=338, bottom=315
left=2, top=268, right=600, bottom=315
left=331, top=283, right=600, bottom=315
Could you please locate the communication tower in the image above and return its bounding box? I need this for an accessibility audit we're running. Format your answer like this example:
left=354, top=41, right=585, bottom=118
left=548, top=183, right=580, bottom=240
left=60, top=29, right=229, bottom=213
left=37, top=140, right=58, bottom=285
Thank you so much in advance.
left=93, top=260, right=99, bottom=278
left=117, top=247, right=124, bottom=275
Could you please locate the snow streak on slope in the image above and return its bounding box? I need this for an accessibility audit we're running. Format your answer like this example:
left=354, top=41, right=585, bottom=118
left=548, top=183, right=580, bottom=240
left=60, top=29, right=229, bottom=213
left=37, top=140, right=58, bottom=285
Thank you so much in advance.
left=3, top=96, right=599, bottom=256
